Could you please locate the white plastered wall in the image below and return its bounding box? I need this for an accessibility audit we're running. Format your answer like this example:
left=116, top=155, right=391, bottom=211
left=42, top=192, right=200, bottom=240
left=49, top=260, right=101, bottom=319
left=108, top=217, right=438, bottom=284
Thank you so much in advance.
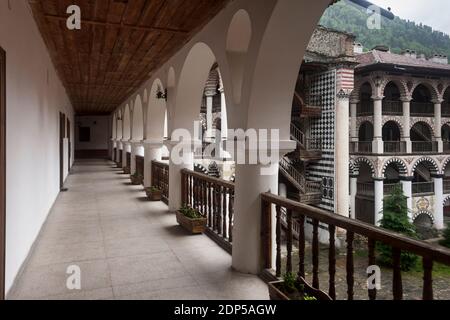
left=0, top=0, right=74, bottom=294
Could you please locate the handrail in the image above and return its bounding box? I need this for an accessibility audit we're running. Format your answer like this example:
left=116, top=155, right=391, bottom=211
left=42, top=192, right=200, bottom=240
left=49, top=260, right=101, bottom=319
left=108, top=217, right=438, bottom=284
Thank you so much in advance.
left=261, top=192, right=450, bottom=264
left=280, top=158, right=306, bottom=193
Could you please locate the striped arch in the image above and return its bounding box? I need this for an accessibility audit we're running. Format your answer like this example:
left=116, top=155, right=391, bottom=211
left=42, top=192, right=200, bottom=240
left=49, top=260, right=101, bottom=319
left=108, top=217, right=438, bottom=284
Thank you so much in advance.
left=443, top=195, right=450, bottom=206
left=411, top=81, right=440, bottom=102
left=410, top=119, right=435, bottom=137
left=412, top=211, right=435, bottom=224
left=382, top=117, right=404, bottom=137
left=349, top=160, right=358, bottom=176
left=441, top=157, right=450, bottom=173
left=381, top=158, right=408, bottom=177
left=381, top=77, right=409, bottom=98
left=411, top=157, right=440, bottom=176
left=352, top=157, right=376, bottom=177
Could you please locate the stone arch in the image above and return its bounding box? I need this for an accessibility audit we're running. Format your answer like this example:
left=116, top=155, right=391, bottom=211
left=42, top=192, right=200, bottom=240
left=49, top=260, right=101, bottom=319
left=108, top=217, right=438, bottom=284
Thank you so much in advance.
left=444, top=195, right=450, bottom=206
left=411, top=81, right=440, bottom=102
left=226, top=9, right=252, bottom=105
left=413, top=211, right=435, bottom=224
left=112, top=113, right=117, bottom=139
left=353, top=79, right=374, bottom=100
left=122, top=104, right=131, bottom=140
left=441, top=157, right=450, bottom=173
left=358, top=120, right=374, bottom=141
left=412, top=157, right=440, bottom=176
left=132, top=95, right=144, bottom=141
left=382, top=78, right=408, bottom=98
left=381, top=158, right=408, bottom=177
left=382, top=119, right=403, bottom=140
left=410, top=119, right=435, bottom=138
left=147, top=78, right=167, bottom=141
left=353, top=157, right=376, bottom=177
left=245, top=0, right=330, bottom=140
left=173, top=42, right=221, bottom=136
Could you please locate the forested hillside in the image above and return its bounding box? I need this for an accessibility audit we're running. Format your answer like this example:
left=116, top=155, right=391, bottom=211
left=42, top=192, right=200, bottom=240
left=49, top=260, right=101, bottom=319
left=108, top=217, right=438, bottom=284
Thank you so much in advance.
left=320, top=0, right=450, bottom=59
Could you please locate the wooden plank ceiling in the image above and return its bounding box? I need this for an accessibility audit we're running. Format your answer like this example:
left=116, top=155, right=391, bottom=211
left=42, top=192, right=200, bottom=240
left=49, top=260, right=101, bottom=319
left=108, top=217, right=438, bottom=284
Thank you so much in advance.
left=29, top=0, right=230, bottom=115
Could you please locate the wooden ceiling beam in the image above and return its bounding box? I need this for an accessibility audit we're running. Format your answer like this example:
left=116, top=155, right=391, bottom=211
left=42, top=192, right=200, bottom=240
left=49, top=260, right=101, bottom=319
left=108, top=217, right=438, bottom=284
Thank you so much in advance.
left=44, top=14, right=189, bottom=35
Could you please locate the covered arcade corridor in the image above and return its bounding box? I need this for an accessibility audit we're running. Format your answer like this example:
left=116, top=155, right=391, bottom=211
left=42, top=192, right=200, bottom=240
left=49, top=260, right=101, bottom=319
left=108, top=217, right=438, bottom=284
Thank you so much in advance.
left=8, top=160, right=267, bottom=300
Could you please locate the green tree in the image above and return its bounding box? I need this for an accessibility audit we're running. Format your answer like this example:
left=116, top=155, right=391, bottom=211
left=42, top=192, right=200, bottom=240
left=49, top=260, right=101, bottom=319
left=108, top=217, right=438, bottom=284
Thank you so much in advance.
left=377, top=185, right=418, bottom=271
left=440, top=223, right=450, bottom=249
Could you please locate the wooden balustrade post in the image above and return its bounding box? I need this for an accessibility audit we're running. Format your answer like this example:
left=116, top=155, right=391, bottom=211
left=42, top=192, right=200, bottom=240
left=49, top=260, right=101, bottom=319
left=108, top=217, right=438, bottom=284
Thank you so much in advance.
left=261, top=199, right=272, bottom=270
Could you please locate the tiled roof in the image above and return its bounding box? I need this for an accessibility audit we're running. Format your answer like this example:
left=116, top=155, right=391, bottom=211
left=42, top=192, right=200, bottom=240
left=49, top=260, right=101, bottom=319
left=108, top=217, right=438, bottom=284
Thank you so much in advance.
left=356, top=50, right=450, bottom=71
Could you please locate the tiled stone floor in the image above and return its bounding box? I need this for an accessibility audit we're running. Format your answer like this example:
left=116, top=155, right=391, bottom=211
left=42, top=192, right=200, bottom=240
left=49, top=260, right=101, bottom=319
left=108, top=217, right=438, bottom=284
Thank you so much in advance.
left=8, top=159, right=268, bottom=300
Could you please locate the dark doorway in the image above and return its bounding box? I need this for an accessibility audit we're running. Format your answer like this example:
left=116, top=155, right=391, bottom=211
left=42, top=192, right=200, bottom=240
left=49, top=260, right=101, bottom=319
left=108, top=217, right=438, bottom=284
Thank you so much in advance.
left=67, top=119, right=71, bottom=173
left=0, top=47, right=6, bottom=300
left=59, top=112, right=66, bottom=191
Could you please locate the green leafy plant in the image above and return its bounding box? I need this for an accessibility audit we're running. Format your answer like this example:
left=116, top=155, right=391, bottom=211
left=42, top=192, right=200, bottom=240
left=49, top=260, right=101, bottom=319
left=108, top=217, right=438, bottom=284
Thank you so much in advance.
left=283, top=272, right=297, bottom=294
left=147, top=186, right=161, bottom=193
left=179, top=205, right=203, bottom=219
left=440, top=223, right=450, bottom=249
left=377, top=185, right=418, bottom=271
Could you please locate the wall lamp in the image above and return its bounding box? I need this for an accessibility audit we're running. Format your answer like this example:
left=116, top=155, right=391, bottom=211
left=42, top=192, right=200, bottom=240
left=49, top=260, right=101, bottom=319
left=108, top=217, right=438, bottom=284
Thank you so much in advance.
left=156, top=88, right=168, bottom=101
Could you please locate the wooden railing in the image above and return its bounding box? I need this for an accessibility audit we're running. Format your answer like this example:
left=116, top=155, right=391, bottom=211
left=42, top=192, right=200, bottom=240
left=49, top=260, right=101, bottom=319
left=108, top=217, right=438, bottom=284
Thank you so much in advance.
left=411, top=102, right=434, bottom=116
left=412, top=182, right=434, bottom=195
left=412, top=141, right=438, bottom=153
left=444, top=179, right=450, bottom=194
left=136, top=155, right=144, bottom=177
left=290, top=124, right=321, bottom=151
left=126, top=152, right=131, bottom=169
left=384, top=141, right=406, bottom=154
left=350, top=141, right=372, bottom=154
left=151, top=161, right=169, bottom=204
left=442, top=103, right=450, bottom=117
left=181, top=169, right=234, bottom=253
left=357, top=182, right=374, bottom=196
left=444, top=142, right=450, bottom=153
left=261, top=193, right=450, bottom=300
left=383, top=100, right=403, bottom=115
left=357, top=101, right=373, bottom=116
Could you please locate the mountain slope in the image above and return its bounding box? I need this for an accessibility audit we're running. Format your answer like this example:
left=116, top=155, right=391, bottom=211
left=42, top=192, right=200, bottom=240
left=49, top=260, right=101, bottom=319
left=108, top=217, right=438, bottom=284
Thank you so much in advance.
left=320, top=0, right=450, bottom=59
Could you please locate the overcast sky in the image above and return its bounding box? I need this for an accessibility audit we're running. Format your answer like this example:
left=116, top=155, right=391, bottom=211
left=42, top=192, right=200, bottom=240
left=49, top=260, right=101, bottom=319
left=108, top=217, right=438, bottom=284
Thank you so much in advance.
left=372, top=0, right=450, bottom=35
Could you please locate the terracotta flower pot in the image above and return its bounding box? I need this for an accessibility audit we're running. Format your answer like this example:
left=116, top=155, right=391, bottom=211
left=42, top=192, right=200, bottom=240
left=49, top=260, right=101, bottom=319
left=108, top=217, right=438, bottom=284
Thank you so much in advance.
left=176, top=211, right=207, bottom=234
left=130, top=175, right=143, bottom=185
left=146, top=189, right=162, bottom=201
left=268, top=279, right=332, bottom=301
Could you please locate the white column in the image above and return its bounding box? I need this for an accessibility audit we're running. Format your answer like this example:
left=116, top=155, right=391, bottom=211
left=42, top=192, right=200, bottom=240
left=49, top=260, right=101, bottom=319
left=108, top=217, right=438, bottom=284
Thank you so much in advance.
left=402, top=98, right=412, bottom=153
left=220, top=87, right=228, bottom=140
left=232, top=141, right=296, bottom=274
left=350, top=100, right=358, bottom=142
left=166, top=140, right=194, bottom=212
left=434, top=176, right=445, bottom=230
left=143, top=141, right=163, bottom=188
left=130, top=142, right=140, bottom=175
left=350, top=176, right=358, bottom=219
left=434, top=100, right=443, bottom=153
left=373, top=97, right=384, bottom=154
left=400, top=178, right=413, bottom=221
left=206, top=94, right=214, bottom=139
left=374, top=179, right=384, bottom=226
left=122, top=141, right=130, bottom=170
left=336, top=92, right=350, bottom=217
left=116, top=142, right=122, bottom=165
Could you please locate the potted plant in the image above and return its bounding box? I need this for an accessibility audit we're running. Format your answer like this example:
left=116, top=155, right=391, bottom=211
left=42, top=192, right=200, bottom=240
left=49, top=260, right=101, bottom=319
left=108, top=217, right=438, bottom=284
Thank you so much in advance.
left=123, top=166, right=131, bottom=174
left=145, top=186, right=162, bottom=201
left=176, top=205, right=207, bottom=234
left=130, top=172, right=143, bottom=185
left=268, top=272, right=331, bottom=301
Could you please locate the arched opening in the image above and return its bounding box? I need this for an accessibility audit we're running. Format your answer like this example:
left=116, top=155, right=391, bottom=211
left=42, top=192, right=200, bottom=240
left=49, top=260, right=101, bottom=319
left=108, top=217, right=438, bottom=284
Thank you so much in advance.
left=357, top=121, right=373, bottom=153
left=383, top=82, right=402, bottom=115
left=411, top=122, right=435, bottom=153
left=384, top=162, right=402, bottom=195
left=116, top=110, right=123, bottom=140
left=132, top=96, right=144, bottom=141
left=411, top=84, right=434, bottom=116
left=414, top=213, right=437, bottom=240
left=383, top=121, right=403, bottom=153
left=442, top=124, right=450, bottom=152
left=443, top=87, right=450, bottom=117
left=147, top=79, right=167, bottom=142
left=357, top=82, right=373, bottom=116
left=356, top=162, right=375, bottom=224
left=412, top=160, right=436, bottom=196
left=226, top=9, right=252, bottom=105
